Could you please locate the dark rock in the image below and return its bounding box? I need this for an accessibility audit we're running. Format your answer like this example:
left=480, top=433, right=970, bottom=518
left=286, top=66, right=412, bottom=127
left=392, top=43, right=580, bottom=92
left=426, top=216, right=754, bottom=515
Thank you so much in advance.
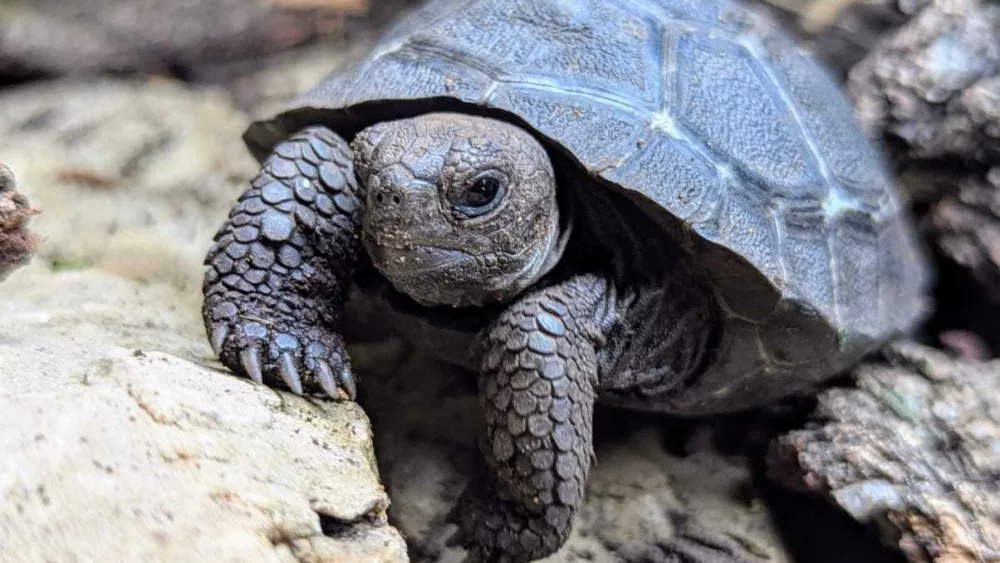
left=930, top=167, right=1000, bottom=303
left=769, top=342, right=1000, bottom=562
left=848, top=0, right=999, bottom=164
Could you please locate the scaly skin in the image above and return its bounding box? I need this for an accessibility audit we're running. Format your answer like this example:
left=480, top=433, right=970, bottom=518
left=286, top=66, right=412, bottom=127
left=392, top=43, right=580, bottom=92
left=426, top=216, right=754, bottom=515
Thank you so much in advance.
left=202, top=126, right=363, bottom=399
left=448, top=275, right=605, bottom=563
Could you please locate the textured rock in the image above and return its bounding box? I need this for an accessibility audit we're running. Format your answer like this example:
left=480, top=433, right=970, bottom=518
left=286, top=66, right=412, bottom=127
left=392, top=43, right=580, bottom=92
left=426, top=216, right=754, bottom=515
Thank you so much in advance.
left=0, top=77, right=405, bottom=562
left=0, top=266, right=405, bottom=563
left=848, top=0, right=999, bottom=163
left=0, top=162, right=38, bottom=282
left=357, top=347, right=794, bottom=563
left=930, top=167, right=1000, bottom=303
left=769, top=342, right=1000, bottom=563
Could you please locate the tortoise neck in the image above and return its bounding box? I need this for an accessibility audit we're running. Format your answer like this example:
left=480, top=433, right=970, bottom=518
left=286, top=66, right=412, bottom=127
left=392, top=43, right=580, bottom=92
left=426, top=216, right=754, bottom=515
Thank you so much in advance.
left=488, top=201, right=571, bottom=303
left=561, top=173, right=677, bottom=285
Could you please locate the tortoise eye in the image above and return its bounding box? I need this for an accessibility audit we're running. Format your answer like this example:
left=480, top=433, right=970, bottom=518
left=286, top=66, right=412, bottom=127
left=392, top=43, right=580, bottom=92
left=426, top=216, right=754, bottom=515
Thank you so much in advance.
left=463, top=177, right=501, bottom=207
left=451, top=172, right=506, bottom=218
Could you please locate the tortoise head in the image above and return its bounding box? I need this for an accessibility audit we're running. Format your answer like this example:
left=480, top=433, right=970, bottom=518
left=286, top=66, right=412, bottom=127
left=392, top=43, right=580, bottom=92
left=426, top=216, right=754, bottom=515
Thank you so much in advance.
left=351, top=112, right=567, bottom=307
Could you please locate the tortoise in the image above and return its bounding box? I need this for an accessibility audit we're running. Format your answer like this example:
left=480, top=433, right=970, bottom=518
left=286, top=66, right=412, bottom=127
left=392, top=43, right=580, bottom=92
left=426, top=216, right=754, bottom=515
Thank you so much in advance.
left=201, top=0, right=931, bottom=560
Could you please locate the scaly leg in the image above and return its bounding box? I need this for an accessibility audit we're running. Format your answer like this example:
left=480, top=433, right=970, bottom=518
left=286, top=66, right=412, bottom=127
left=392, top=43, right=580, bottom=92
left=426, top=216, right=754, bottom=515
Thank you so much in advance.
left=449, top=275, right=609, bottom=562
left=202, top=125, right=364, bottom=399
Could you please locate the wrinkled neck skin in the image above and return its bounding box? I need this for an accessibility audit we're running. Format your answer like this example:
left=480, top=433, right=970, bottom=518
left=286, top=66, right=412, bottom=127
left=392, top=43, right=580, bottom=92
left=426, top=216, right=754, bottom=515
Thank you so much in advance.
left=485, top=204, right=570, bottom=301
left=351, top=112, right=572, bottom=308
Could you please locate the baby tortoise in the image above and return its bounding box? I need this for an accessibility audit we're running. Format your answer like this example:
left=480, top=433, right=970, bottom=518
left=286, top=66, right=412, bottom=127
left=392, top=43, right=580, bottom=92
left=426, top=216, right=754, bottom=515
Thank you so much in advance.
left=202, top=0, right=931, bottom=560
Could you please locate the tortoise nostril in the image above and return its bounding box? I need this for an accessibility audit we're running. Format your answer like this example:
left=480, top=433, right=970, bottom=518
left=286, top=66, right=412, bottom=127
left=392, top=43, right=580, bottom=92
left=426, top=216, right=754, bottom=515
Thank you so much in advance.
left=374, top=192, right=404, bottom=205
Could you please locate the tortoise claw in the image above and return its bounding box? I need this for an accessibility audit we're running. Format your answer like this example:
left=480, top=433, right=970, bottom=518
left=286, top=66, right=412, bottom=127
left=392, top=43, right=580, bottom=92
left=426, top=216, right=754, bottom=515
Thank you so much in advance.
left=279, top=352, right=304, bottom=394
left=210, top=325, right=228, bottom=356
left=314, top=359, right=340, bottom=398
left=206, top=312, right=354, bottom=399
left=337, top=362, right=357, bottom=400
left=240, top=347, right=263, bottom=385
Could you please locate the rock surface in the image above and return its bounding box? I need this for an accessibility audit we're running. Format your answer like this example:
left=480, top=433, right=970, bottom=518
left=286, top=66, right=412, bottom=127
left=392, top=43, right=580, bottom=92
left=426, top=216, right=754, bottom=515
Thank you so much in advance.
left=848, top=0, right=999, bottom=164
left=929, top=167, right=1000, bottom=303
left=0, top=266, right=404, bottom=563
left=769, top=342, right=1000, bottom=563
left=0, top=77, right=405, bottom=562
left=0, top=162, right=38, bottom=282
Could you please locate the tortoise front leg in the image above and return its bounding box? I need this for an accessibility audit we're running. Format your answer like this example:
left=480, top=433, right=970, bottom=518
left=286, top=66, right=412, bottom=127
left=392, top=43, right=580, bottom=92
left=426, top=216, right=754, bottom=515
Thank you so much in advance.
left=449, top=275, right=607, bottom=563
left=202, top=125, right=364, bottom=399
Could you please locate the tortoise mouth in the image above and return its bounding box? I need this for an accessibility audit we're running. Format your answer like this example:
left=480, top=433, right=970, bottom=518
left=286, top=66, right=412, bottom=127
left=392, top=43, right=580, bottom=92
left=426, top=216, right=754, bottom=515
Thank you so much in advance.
left=368, top=242, right=474, bottom=278
left=366, top=241, right=486, bottom=307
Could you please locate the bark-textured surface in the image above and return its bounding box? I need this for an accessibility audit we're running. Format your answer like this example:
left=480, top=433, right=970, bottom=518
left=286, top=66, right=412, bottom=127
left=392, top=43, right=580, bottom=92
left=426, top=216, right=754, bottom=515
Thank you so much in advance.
left=848, top=0, right=999, bottom=163
left=769, top=342, right=1000, bottom=563
left=0, top=162, right=37, bottom=282
left=930, top=167, right=1000, bottom=303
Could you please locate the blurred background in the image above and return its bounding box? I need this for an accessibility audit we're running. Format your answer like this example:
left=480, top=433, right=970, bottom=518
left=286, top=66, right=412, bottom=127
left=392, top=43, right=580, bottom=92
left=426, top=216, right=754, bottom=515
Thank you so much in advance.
left=0, top=1, right=997, bottom=562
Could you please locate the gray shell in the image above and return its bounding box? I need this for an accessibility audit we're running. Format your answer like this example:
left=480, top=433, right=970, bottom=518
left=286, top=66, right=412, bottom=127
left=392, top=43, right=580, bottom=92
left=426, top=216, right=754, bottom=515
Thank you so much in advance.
left=245, top=0, right=931, bottom=413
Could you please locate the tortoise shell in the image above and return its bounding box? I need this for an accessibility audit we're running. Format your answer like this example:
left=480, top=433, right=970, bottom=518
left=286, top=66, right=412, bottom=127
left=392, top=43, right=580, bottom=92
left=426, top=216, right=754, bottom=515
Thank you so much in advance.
left=243, top=0, right=931, bottom=413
